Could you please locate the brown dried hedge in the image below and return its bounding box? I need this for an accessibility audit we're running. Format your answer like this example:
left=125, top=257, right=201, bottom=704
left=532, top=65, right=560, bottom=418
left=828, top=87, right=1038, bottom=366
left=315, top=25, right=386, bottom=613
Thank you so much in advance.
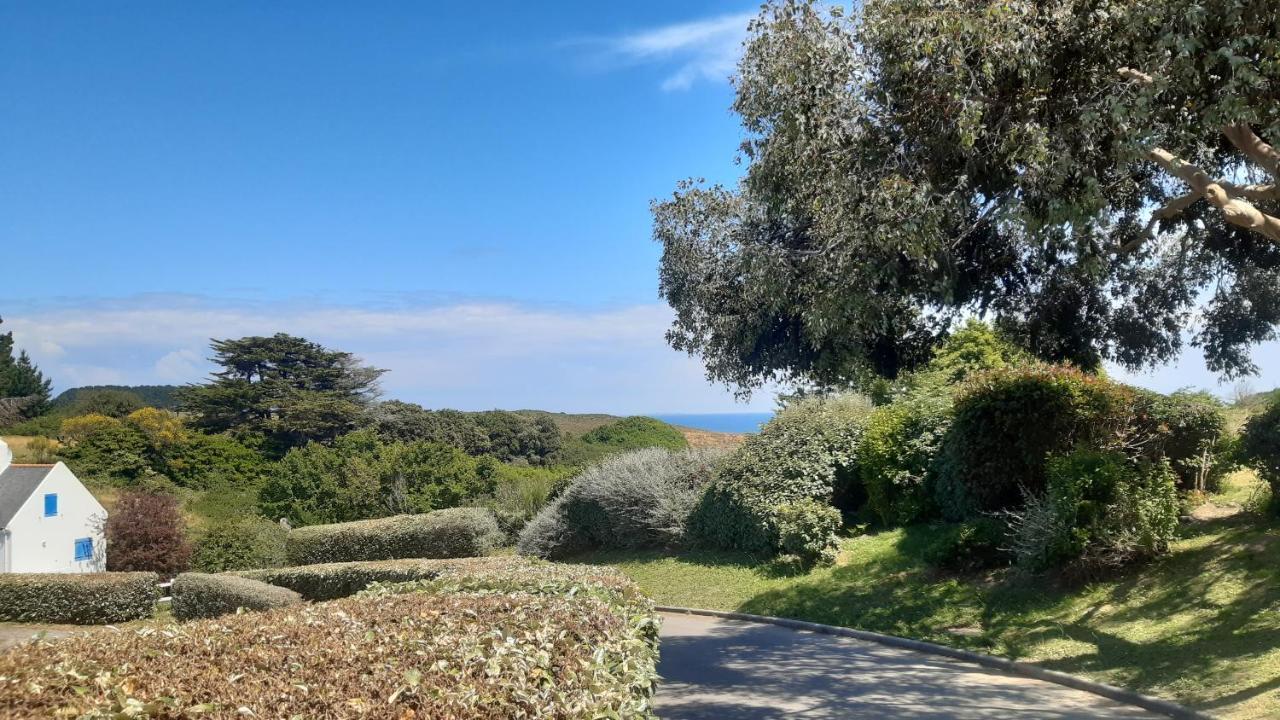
left=0, top=558, right=659, bottom=719
left=171, top=572, right=303, bottom=620
left=285, top=508, right=503, bottom=566
left=0, top=572, right=157, bottom=625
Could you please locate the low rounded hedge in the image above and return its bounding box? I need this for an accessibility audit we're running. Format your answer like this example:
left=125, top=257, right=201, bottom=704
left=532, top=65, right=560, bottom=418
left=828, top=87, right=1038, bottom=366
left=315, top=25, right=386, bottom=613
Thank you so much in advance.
left=517, top=448, right=724, bottom=558
left=0, top=572, right=157, bottom=625
left=285, top=507, right=503, bottom=566
left=859, top=396, right=949, bottom=526
left=688, top=394, right=871, bottom=555
left=171, top=572, right=303, bottom=620
left=235, top=558, right=455, bottom=601
left=1, top=558, right=660, bottom=719
left=934, top=365, right=1136, bottom=518
left=192, top=516, right=288, bottom=573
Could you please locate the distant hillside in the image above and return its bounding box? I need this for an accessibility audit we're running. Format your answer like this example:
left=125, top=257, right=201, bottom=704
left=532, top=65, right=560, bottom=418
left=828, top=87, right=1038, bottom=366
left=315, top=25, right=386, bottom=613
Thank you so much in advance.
left=53, top=385, right=183, bottom=410
left=512, top=410, right=623, bottom=436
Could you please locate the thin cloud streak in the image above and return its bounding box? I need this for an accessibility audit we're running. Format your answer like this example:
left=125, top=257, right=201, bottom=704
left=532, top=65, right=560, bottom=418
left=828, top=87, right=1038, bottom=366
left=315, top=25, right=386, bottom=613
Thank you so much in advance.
left=580, top=11, right=753, bottom=91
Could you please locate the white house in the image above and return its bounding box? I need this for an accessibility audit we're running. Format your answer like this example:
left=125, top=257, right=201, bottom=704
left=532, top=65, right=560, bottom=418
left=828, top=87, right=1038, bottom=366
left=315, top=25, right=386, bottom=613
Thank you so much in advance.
left=0, top=438, right=106, bottom=573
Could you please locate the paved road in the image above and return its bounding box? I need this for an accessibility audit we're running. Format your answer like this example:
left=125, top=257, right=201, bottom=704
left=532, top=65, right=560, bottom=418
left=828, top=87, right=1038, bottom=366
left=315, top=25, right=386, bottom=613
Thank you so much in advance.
left=655, top=612, right=1163, bottom=719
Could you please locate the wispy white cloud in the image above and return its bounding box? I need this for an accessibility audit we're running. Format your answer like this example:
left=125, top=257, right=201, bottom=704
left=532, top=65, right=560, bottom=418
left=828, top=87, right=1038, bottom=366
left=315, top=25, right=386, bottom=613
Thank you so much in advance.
left=581, top=11, right=753, bottom=91
left=3, top=295, right=777, bottom=414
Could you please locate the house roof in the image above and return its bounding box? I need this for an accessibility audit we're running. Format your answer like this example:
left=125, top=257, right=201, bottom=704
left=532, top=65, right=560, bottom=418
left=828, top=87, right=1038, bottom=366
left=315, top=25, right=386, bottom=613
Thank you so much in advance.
left=0, top=464, right=55, bottom=528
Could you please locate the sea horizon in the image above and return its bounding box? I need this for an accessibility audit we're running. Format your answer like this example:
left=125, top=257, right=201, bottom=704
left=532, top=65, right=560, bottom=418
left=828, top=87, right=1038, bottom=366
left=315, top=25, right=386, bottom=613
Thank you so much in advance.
left=651, top=412, right=773, bottom=434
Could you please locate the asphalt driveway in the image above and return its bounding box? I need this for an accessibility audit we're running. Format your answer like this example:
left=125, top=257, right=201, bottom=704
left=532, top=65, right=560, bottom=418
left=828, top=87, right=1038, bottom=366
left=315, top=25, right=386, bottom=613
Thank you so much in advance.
left=655, top=612, right=1164, bottom=719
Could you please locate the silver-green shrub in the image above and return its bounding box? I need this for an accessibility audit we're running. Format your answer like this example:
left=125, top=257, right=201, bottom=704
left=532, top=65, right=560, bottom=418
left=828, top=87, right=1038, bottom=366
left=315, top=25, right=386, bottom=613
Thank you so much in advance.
left=516, top=448, right=726, bottom=558
left=285, top=508, right=502, bottom=566
left=171, top=572, right=302, bottom=620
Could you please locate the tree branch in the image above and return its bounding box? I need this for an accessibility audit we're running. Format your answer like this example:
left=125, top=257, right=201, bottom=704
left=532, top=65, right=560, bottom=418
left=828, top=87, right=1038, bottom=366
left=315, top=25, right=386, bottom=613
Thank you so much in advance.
left=1148, top=147, right=1280, bottom=243
left=1224, top=124, right=1280, bottom=180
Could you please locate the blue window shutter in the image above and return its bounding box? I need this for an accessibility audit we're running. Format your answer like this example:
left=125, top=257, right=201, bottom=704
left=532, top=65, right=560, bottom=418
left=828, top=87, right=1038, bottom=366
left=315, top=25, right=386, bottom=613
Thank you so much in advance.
left=43, top=493, right=58, bottom=517
left=74, top=537, right=93, bottom=561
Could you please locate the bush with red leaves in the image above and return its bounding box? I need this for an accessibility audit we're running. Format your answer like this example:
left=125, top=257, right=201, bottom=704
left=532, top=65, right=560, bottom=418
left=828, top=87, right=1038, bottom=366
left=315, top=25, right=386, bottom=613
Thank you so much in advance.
left=106, top=491, right=192, bottom=575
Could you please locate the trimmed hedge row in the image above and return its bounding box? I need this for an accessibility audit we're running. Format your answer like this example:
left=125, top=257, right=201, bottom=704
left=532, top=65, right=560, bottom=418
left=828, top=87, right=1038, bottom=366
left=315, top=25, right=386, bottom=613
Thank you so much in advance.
left=285, top=507, right=502, bottom=566
left=1, top=558, right=660, bottom=719
left=171, top=573, right=303, bottom=620
left=235, top=558, right=461, bottom=601
left=0, top=572, right=157, bottom=625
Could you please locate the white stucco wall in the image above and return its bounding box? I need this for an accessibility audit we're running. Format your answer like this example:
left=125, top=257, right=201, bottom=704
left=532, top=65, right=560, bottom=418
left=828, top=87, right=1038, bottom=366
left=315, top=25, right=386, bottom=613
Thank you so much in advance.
left=4, top=463, right=107, bottom=573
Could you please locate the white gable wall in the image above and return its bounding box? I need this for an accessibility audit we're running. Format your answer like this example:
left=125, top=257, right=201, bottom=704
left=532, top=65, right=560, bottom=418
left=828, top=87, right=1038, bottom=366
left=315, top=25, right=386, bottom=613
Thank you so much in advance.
left=4, top=463, right=107, bottom=573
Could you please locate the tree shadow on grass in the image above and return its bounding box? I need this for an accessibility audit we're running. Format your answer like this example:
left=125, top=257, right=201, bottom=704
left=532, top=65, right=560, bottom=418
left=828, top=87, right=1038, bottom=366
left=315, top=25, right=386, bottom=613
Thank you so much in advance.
left=735, top=514, right=1280, bottom=714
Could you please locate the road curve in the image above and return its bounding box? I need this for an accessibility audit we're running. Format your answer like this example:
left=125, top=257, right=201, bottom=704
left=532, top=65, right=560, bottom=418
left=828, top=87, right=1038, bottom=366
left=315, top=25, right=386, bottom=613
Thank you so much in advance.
left=655, top=612, right=1163, bottom=719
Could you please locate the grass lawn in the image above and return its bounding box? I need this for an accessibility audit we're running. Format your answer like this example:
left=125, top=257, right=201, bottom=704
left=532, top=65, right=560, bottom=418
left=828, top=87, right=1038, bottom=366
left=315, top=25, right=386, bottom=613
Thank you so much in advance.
left=572, top=471, right=1280, bottom=719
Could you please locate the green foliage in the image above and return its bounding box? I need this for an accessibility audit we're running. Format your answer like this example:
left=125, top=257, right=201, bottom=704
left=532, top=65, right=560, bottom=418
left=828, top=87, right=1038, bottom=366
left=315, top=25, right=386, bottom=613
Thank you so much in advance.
left=66, top=388, right=145, bottom=418
left=935, top=365, right=1136, bottom=518
left=284, top=508, right=502, bottom=566
left=52, top=384, right=181, bottom=411
left=581, top=416, right=687, bottom=450
left=773, top=498, right=842, bottom=568
left=171, top=572, right=302, bottom=620
left=369, top=401, right=565, bottom=464
left=0, top=317, right=52, bottom=420
left=921, top=519, right=1011, bottom=573
left=653, top=0, right=1280, bottom=394
left=480, top=463, right=577, bottom=537
left=688, top=394, right=871, bottom=555
left=0, top=412, right=63, bottom=437
left=178, top=333, right=385, bottom=454
left=259, top=432, right=498, bottom=526
left=191, top=517, right=288, bottom=573
left=1240, top=396, right=1280, bottom=513
left=106, top=491, right=193, bottom=575
left=517, top=448, right=725, bottom=559
left=2, top=558, right=660, bottom=719
left=0, top=572, right=157, bottom=624
left=59, top=421, right=153, bottom=484
left=858, top=398, right=948, bottom=526
left=1008, top=451, right=1179, bottom=572
left=1135, top=389, right=1232, bottom=491
left=235, top=558, right=452, bottom=601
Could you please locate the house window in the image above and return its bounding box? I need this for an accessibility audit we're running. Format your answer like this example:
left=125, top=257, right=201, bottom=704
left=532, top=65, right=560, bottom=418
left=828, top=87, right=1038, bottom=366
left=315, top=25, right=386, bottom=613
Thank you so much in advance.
left=43, top=493, right=58, bottom=517
left=74, top=537, right=93, bottom=562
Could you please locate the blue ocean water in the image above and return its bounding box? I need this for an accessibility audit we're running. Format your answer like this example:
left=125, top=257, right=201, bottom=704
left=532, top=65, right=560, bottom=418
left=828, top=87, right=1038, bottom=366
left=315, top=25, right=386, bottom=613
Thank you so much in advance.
left=652, top=413, right=774, bottom=434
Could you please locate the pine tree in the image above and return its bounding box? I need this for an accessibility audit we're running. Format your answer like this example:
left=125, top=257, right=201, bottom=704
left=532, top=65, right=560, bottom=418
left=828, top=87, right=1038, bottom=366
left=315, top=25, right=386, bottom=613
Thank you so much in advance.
left=0, top=316, right=53, bottom=418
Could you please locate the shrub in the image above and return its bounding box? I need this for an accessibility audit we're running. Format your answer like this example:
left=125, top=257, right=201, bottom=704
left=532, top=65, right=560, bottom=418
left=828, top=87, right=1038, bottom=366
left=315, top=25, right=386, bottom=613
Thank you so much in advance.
left=580, top=416, right=688, bottom=451
left=934, top=365, right=1136, bottom=518
left=170, top=572, right=302, bottom=620
left=260, top=433, right=498, bottom=526
left=106, top=491, right=192, bottom=575
left=285, top=508, right=502, bottom=566
left=481, top=463, right=577, bottom=537
left=921, top=519, right=1011, bottom=572
left=192, top=517, right=288, bottom=572
left=1, top=558, right=660, bottom=719
left=1006, top=451, right=1179, bottom=572
left=234, top=558, right=452, bottom=600
left=859, top=396, right=949, bottom=526
left=1135, top=390, right=1231, bottom=491
left=687, top=394, right=871, bottom=555
left=1240, top=396, right=1280, bottom=513
left=773, top=499, right=842, bottom=567
left=0, top=572, right=157, bottom=624
left=517, top=448, right=724, bottom=558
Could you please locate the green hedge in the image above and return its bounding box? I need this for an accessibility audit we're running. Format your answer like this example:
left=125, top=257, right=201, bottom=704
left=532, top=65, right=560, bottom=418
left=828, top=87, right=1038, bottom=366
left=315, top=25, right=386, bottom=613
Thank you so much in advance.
left=235, top=558, right=455, bottom=601
left=171, top=572, right=303, bottom=620
left=688, top=394, right=871, bottom=555
left=1241, top=396, right=1280, bottom=513
left=858, top=396, right=949, bottom=526
left=285, top=508, right=502, bottom=566
left=934, top=365, right=1135, bottom=518
left=1135, top=390, right=1230, bottom=491
left=1, top=558, right=660, bottom=719
left=192, top=516, right=288, bottom=572
left=0, top=572, right=157, bottom=625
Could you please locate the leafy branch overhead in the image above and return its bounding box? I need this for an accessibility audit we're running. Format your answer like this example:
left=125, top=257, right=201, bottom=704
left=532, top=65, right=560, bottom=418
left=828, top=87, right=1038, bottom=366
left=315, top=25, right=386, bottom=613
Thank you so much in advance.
left=654, top=0, right=1280, bottom=394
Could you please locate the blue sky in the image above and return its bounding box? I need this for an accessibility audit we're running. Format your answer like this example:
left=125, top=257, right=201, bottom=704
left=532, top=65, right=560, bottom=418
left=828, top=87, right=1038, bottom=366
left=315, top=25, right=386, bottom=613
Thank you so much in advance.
left=0, top=2, right=1275, bottom=412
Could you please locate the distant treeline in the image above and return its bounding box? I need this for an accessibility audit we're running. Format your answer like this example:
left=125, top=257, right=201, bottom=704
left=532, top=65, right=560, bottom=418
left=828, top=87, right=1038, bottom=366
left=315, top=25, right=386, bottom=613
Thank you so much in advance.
left=53, top=385, right=182, bottom=410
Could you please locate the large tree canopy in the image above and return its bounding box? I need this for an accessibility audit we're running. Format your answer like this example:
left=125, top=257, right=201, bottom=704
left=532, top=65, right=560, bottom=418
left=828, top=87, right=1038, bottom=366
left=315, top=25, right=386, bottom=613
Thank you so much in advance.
left=654, top=0, right=1280, bottom=394
left=179, top=334, right=385, bottom=453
